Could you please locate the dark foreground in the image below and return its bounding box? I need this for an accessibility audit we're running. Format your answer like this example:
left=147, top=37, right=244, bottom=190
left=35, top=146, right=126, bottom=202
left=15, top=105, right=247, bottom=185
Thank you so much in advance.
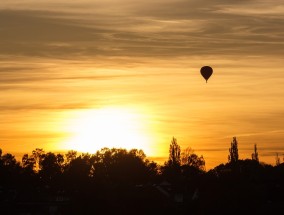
left=1, top=147, right=284, bottom=214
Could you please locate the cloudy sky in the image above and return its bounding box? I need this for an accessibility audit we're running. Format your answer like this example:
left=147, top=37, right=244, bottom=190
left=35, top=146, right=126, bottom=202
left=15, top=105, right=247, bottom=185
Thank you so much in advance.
left=1, top=0, right=284, bottom=168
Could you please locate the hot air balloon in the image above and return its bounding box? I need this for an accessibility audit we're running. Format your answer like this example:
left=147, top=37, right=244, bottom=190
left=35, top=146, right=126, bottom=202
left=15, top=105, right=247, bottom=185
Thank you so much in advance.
left=200, top=66, right=213, bottom=83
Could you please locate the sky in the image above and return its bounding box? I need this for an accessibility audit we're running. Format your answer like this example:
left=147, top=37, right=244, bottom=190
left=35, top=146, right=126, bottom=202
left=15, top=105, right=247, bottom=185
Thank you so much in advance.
left=0, top=0, right=284, bottom=169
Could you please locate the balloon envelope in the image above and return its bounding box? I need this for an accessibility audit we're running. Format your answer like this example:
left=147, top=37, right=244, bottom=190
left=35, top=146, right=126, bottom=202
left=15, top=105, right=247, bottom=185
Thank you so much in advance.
left=200, top=66, right=213, bottom=83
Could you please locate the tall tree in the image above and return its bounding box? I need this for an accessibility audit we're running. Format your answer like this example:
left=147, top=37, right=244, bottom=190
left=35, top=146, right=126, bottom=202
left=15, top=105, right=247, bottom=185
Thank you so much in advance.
left=228, top=137, right=239, bottom=164
left=251, top=144, right=259, bottom=162
left=275, top=153, right=280, bottom=166
left=32, top=148, right=45, bottom=171
left=168, top=137, right=181, bottom=166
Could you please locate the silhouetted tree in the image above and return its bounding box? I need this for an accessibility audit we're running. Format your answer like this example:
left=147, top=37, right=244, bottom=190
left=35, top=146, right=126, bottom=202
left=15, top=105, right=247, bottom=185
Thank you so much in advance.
left=145, top=160, right=159, bottom=181
left=63, top=153, right=94, bottom=186
left=0, top=153, right=21, bottom=184
left=251, top=144, right=259, bottom=163
left=1, top=153, right=17, bottom=167
left=65, top=150, right=78, bottom=164
left=181, top=147, right=205, bottom=171
left=168, top=137, right=181, bottom=166
left=22, top=153, right=36, bottom=173
left=92, top=148, right=155, bottom=185
left=181, top=147, right=193, bottom=165
left=228, top=137, right=239, bottom=164
left=32, top=148, right=45, bottom=171
left=275, top=153, right=280, bottom=166
left=161, top=138, right=182, bottom=182
left=39, top=152, right=64, bottom=182
left=0, top=149, right=2, bottom=168
left=188, top=154, right=206, bottom=171
left=2, top=146, right=284, bottom=214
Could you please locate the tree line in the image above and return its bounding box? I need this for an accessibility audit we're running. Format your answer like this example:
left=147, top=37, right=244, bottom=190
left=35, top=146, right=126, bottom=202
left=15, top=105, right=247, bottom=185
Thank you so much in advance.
left=0, top=137, right=284, bottom=214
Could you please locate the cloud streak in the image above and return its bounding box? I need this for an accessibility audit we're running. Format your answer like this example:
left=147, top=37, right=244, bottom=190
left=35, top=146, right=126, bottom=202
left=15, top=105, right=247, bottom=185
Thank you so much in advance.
left=0, top=0, right=283, bottom=59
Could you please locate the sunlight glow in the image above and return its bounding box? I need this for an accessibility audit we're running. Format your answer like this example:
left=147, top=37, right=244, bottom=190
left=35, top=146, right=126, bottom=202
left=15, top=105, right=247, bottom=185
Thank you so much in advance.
left=62, top=107, right=154, bottom=155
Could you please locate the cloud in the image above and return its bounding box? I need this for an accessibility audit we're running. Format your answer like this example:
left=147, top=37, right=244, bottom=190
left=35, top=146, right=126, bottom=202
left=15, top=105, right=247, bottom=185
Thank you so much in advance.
left=0, top=0, right=283, bottom=59
left=0, top=103, right=92, bottom=111
left=0, top=10, right=104, bottom=58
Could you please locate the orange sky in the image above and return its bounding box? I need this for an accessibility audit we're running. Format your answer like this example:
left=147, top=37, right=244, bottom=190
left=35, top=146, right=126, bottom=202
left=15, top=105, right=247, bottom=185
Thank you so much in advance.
left=0, top=1, right=284, bottom=169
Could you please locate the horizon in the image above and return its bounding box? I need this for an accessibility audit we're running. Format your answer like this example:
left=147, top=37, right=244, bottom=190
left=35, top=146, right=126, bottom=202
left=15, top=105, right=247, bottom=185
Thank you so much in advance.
left=1, top=0, right=284, bottom=170
left=3, top=137, right=282, bottom=170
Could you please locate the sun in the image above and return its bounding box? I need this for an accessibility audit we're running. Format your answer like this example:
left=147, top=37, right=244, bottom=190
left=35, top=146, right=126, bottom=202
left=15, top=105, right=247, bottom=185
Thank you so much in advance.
left=62, top=107, right=153, bottom=155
